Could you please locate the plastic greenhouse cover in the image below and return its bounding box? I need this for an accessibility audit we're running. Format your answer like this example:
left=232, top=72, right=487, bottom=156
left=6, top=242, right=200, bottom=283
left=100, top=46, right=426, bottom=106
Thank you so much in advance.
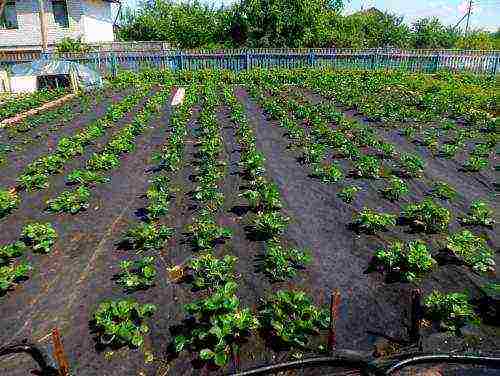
left=9, top=59, right=103, bottom=89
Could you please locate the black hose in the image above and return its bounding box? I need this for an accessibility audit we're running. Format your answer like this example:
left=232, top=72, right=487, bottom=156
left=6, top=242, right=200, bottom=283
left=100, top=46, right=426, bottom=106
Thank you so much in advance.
left=383, top=354, right=500, bottom=375
left=0, top=342, right=58, bottom=375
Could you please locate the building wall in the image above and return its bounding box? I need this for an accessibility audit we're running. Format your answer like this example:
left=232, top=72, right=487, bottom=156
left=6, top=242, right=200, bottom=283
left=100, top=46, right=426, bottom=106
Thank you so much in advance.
left=0, top=0, right=114, bottom=49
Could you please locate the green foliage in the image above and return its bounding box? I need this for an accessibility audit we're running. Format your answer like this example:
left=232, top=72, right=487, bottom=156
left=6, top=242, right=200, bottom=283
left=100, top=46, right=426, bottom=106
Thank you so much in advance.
left=402, top=199, right=451, bottom=233
left=66, top=169, right=109, bottom=186
left=146, top=176, right=171, bottom=220
left=18, top=173, right=50, bottom=191
left=258, top=290, right=329, bottom=349
left=263, top=240, right=311, bottom=282
left=21, top=222, right=57, bottom=254
left=430, top=181, right=457, bottom=201
left=92, top=299, right=156, bottom=347
left=253, top=211, right=290, bottom=238
left=337, top=185, right=360, bottom=204
left=240, top=178, right=282, bottom=211
left=0, top=188, right=19, bottom=218
left=47, top=186, right=91, bottom=214
left=463, top=156, right=489, bottom=172
left=239, top=149, right=266, bottom=178
left=0, top=241, right=27, bottom=265
left=311, top=162, right=344, bottom=183
left=412, top=17, right=459, bottom=49
left=374, top=240, right=436, bottom=282
left=118, top=256, right=157, bottom=291
left=399, top=153, right=425, bottom=177
left=439, top=143, right=459, bottom=159
left=187, top=212, right=232, bottom=250
left=352, top=208, right=396, bottom=233
left=447, top=230, right=495, bottom=274
left=122, top=223, right=174, bottom=251
left=55, top=37, right=90, bottom=53
left=381, top=176, right=409, bottom=201
left=174, top=282, right=258, bottom=367
left=461, top=200, right=495, bottom=227
left=188, top=253, right=237, bottom=290
left=87, top=152, right=121, bottom=171
left=424, top=291, right=478, bottom=331
left=353, top=155, right=381, bottom=178
left=0, top=261, right=32, bottom=293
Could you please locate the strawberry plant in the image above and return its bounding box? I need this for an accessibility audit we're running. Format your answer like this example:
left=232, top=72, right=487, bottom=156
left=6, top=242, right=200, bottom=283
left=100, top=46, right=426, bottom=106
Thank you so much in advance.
left=174, top=281, right=258, bottom=367
left=258, top=290, right=329, bottom=349
left=188, top=253, right=237, bottom=290
left=66, top=169, right=109, bottom=186
left=263, top=240, right=311, bottom=282
left=470, top=143, right=492, bottom=158
left=376, top=141, right=396, bottom=159
left=87, top=152, right=121, bottom=171
left=399, top=153, right=425, bottom=177
left=0, top=261, right=32, bottom=293
left=381, top=176, right=409, bottom=201
left=240, top=180, right=282, bottom=211
left=303, top=143, right=326, bottom=165
left=311, top=162, right=343, bottom=183
left=118, top=256, right=157, bottom=291
left=239, top=149, right=266, bottom=178
left=92, top=299, right=156, bottom=347
left=353, top=155, right=381, bottom=178
left=439, top=143, right=459, bottom=159
left=373, top=240, right=436, bottom=282
left=252, top=211, right=290, bottom=238
left=56, top=137, right=84, bottom=159
left=0, top=188, right=19, bottom=218
left=187, top=212, right=232, bottom=250
left=21, top=222, right=57, bottom=253
left=401, top=199, right=451, bottom=233
left=430, top=181, right=457, bottom=201
left=18, top=173, right=50, bottom=191
left=122, top=223, right=174, bottom=251
left=461, top=200, right=495, bottom=227
left=0, top=241, right=27, bottom=264
left=423, top=291, right=478, bottom=332
left=47, top=186, right=91, bottom=214
left=337, top=185, right=360, bottom=204
left=446, top=230, right=495, bottom=274
left=352, top=208, right=396, bottom=233
left=463, top=156, right=489, bottom=172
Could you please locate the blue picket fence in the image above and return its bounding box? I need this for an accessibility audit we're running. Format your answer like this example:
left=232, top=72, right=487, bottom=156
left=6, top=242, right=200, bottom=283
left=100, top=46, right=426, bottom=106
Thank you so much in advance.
left=1, top=49, right=499, bottom=76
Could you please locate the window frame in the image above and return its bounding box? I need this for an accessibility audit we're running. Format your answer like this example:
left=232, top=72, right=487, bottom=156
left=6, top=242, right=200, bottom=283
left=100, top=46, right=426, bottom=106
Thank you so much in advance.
left=0, top=1, right=19, bottom=30
left=52, top=0, right=70, bottom=29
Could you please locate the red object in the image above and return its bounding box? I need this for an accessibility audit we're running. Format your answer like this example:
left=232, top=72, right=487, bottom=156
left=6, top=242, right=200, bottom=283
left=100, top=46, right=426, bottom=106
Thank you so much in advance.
left=51, top=327, right=70, bottom=376
left=328, top=289, right=341, bottom=352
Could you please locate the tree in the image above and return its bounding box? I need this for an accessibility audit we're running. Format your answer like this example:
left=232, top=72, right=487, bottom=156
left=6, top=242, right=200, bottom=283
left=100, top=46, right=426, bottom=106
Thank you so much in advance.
left=412, top=17, right=459, bottom=49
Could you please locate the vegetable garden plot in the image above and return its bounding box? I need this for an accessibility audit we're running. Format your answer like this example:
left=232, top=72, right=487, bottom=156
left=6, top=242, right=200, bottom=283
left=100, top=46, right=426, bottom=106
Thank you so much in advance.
left=0, top=68, right=498, bottom=376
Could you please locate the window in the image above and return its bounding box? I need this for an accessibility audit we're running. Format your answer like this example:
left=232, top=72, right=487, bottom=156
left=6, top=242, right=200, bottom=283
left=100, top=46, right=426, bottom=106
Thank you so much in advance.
left=0, top=2, right=19, bottom=30
left=52, top=0, right=69, bottom=28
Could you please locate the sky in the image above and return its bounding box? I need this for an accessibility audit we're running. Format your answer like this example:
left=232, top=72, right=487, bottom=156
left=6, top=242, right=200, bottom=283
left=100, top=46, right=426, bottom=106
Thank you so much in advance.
left=123, top=0, right=500, bottom=32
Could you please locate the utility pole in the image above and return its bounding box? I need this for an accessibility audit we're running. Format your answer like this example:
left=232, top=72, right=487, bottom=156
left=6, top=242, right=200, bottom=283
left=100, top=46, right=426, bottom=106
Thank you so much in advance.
left=465, top=0, right=473, bottom=34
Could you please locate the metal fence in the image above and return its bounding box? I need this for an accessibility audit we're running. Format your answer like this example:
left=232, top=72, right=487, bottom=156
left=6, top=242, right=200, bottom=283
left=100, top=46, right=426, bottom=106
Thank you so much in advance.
left=1, top=48, right=498, bottom=76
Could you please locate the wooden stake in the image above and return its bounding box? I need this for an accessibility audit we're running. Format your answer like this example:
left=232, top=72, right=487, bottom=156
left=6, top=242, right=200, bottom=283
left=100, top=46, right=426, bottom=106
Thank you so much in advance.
left=327, top=289, right=341, bottom=353
left=51, top=327, right=70, bottom=376
left=409, top=289, right=423, bottom=345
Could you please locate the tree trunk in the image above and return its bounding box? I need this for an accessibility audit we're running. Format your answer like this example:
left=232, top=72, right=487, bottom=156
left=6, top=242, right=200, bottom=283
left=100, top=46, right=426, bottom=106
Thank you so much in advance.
left=37, top=0, right=48, bottom=51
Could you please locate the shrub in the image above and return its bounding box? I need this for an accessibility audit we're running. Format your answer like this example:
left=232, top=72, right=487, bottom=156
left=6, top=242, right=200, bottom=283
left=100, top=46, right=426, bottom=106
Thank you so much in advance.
left=188, top=253, right=237, bottom=290
left=381, top=176, right=409, bottom=201
left=0, top=261, right=32, bottom=293
left=258, top=290, right=329, bottom=349
left=401, top=199, right=451, bottom=233
left=352, top=208, right=396, bottom=233
left=374, top=240, right=436, bottom=282
left=174, top=282, right=258, bottom=367
left=21, top=222, right=57, bottom=253
left=337, top=185, right=360, bottom=204
left=118, top=256, right=157, bottom=291
left=353, top=155, right=381, bottom=178
left=122, top=223, right=174, bottom=251
left=430, top=181, right=457, bottom=201
left=447, top=230, right=495, bottom=274
left=92, top=299, right=156, bottom=347
left=461, top=200, right=494, bottom=227
left=399, top=153, right=425, bottom=177
left=253, top=211, right=290, bottom=238
left=424, top=291, right=478, bottom=331
left=263, top=240, right=311, bottom=282
left=47, top=186, right=91, bottom=214
left=0, top=187, right=19, bottom=218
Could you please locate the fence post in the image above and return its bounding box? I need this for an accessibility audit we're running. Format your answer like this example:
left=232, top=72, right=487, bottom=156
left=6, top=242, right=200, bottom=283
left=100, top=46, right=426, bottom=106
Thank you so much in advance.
left=178, top=51, right=184, bottom=70
left=245, top=51, right=250, bottom=70
left=492, top=54, right=499, bottom=76
left=110, top=53, right=117, bottom=78
left=432, top=53, right=440, bottom=73
left=370, top=53, right=375, bottom=70
left=308, top=49, right=316, bottom=67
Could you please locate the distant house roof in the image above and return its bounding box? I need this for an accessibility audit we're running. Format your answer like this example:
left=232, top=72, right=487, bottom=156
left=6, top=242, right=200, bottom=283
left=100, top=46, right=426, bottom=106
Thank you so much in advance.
left=352, top=7, right=385, bottom=17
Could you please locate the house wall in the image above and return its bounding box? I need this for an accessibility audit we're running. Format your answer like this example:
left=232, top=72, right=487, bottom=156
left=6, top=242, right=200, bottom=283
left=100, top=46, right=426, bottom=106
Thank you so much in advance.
left=0, top=0, right=114, bottom=49
left=80, top=0, right=113, bottom=43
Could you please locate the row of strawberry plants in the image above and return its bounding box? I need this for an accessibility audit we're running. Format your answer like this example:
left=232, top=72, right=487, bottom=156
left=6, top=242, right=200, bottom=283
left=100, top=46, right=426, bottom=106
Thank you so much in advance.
left=244, top=78, right=495, bottom=332
left=221, top=85, right=329, bottom=353
left=0, top=86, right=151, bottom=222
left=46, top=86, right=173, bottom=215
left=0, top=87, right=68, bottom=123
left=91, top=86, right=198, bottom=350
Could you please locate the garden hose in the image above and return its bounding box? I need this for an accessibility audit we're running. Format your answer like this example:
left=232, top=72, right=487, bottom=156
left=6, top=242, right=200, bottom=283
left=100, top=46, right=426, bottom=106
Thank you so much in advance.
left=0, top=341, right=59, bottom=375
left=229, top=352, right=500, bottom=376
